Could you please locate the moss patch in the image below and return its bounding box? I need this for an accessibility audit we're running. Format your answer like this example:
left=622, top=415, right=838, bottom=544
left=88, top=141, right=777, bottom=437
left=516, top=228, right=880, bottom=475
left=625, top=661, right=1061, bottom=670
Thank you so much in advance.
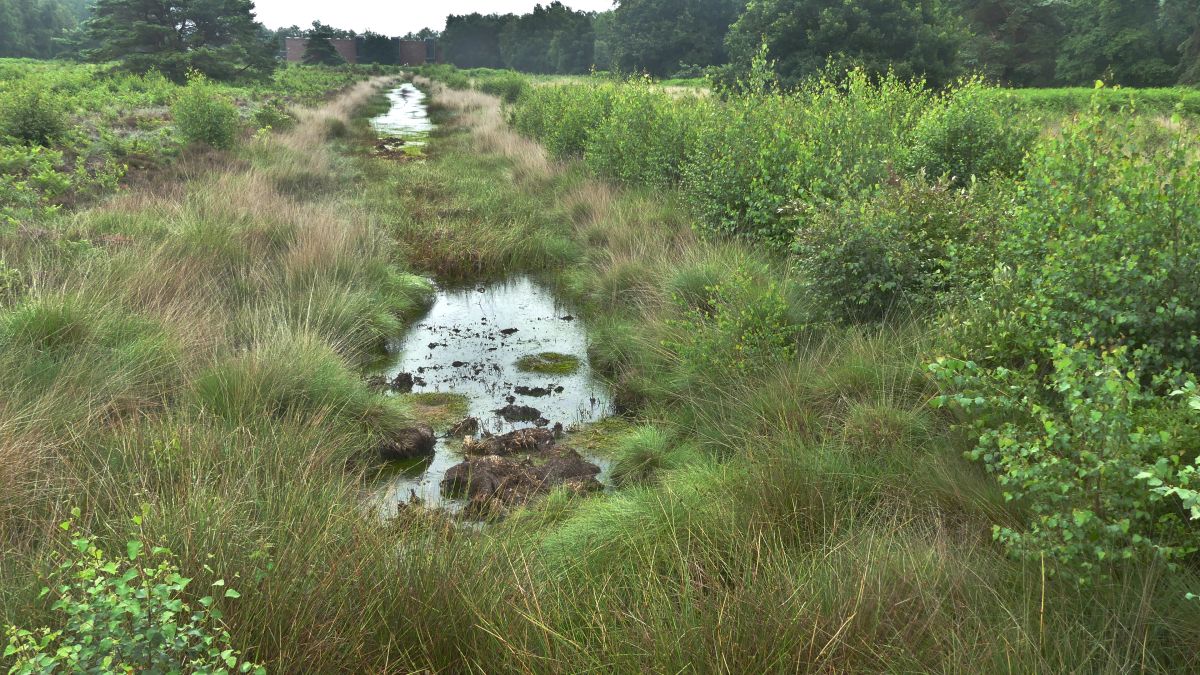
left=563, top=417, right=635, bottom=457
left=396, top=392, right=469, bottom=430
left=515, top=351, right=581, bottom=375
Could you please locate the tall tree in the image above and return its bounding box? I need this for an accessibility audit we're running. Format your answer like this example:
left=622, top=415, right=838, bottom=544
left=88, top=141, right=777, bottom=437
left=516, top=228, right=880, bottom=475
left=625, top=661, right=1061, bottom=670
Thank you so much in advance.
left=608, top=0, right=743, bottom=76
left=442, top=12, right=513, bottom=68
left=1161, top=0, right=1200, bottom=83
left=726, top=0, right=965, bottom=87
left=302, top=21, right=345, bottom=65
left=1055, top=0, right=1173, bottom=86
left=0, top=0, right=86, bottom=58
left=955, top=0, right=1064, bottom=86
left=499, top=2, right=593, bottom=74
left=83, top=0, right=275, bottom=81
left=361, top=30, right=397, bottom=65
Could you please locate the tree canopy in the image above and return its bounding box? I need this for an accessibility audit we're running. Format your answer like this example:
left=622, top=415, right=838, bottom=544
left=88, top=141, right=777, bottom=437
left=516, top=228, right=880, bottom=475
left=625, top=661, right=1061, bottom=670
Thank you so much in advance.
left=726, top=0, right=965, bottom=88
left=442, top=12, right=512, bottom=69
left=0, top=0, right=89, bottom=58
left=608, top=0, right=744, bottom=77
left=499, top=2, right=593, bottom=74
left=302, top=21, right=346, bottom=65
left=83, top=0, right=275, bottom=81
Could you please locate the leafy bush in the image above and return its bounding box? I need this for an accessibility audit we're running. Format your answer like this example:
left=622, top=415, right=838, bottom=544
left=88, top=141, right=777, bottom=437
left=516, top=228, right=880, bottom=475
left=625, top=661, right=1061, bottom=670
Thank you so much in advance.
left=792, top=175, right=1005, bottom=323
left=905, top=78, right=1037, bottom=185
left=171, top=73, right=240, bottom=150
left=954, top=101, right=1200, bottom=381
left=931, top=345, right=1200, bottom=583
left=0, top=86, right=66, bottom=145
left=584, top=78, right=705, bottom=188
left=666, top=267, right=798, bottom=380
left=682, top=68, right=929, bottom=248
left=933, top=95, right=1200, bottom=583
left=473, top=70, right=530, bottom=104
left=510, top=82, right=615, bottom=159
left=251, top=99, right=295, bottom=131
left=3, top=509, right=262, bottom=674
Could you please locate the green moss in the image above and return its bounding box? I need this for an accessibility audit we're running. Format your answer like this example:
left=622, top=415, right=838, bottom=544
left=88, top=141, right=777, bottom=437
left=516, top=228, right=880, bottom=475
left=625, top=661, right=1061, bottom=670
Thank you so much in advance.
left=396, top=391, right=469, bottom=430
left=514, top=351, right=581, bottom=375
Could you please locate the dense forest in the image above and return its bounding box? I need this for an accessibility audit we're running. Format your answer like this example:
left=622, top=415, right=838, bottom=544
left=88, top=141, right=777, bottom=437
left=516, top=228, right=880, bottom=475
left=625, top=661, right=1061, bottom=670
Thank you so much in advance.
left=0, top=0, right=88, bottom=58
left=438, top=0, right=1200, bottom=86
left=3, top=0, right=1198, bottom=87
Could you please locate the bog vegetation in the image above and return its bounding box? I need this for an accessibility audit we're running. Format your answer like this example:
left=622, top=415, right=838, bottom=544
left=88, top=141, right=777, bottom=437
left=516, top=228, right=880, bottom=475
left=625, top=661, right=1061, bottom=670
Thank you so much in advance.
left=1, top=0, right=1200, bottom=671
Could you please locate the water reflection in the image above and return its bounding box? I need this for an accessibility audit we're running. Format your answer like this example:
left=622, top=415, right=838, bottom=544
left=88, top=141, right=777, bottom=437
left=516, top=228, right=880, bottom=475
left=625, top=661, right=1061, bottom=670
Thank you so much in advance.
left=372, top=276, right=614, bottom=512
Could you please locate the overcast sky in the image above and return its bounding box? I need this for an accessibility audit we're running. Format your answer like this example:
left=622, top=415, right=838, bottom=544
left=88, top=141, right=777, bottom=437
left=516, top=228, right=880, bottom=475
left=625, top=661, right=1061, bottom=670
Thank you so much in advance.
left=254, top=1, right=614, bottom=36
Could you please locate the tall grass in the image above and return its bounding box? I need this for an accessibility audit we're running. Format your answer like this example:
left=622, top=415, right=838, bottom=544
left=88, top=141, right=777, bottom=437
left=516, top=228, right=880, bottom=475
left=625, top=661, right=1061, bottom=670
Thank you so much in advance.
left=3, top=70, right=1198, bottom=674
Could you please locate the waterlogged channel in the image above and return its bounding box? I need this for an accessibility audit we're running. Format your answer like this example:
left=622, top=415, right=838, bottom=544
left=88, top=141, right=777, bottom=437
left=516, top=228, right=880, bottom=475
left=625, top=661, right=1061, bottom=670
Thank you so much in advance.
left=367, top=84, right=614, bottom=515
left=372, top=277, right=615, bottom=512
left=370, top=82, right=433, bottom=143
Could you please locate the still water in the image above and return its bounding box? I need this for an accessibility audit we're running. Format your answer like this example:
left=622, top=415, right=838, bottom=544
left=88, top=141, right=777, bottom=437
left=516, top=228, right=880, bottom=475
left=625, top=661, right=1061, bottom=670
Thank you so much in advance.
left=371, top=277, right=614, bottom=513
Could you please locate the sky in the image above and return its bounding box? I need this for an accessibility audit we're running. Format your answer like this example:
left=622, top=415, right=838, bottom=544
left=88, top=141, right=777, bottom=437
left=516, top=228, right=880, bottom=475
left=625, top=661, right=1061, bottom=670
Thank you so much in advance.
left=254, top=1, right=614, bottom=36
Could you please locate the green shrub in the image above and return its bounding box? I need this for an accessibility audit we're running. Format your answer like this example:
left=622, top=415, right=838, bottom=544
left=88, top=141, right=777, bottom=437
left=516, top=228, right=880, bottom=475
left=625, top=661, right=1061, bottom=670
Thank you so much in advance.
left=251, top=99, right=295, bottom=131
left=665, top=267, right=798, bottom=380
left=932, top=345, right=1200, bottom=583
left=933, top=95, right=1200, bottom=583
left=905, top=78, right=1037, bottom=185
left=954, top=100, right=1200, bottom=380
left=510, top=82, right=615, bottom=159
left=0, top=86, right=67, bottom=145
left=171, top=73, right=240, bottom=150
left=474, top=70, right=530, bottom=104
left=682, top=69, right=930, bottom=248
left=3, top=509, right=262, bottom=674
left=584, top=79, right=704, bottom=188
left=792, top=175, right=1005, bottom=323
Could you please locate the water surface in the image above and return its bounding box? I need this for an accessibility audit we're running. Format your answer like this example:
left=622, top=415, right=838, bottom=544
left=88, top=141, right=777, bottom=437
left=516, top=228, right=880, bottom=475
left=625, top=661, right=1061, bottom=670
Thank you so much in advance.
left=370, top=82, right=433, bottom=144
left=372, top=277, right=614, bottom=513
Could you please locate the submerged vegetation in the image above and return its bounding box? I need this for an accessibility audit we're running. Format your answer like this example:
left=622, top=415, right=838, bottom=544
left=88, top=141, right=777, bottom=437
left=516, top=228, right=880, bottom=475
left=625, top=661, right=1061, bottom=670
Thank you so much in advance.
left=515, top=351, right=581, bottom=375
left=1, top=45, right=1199, bottom=673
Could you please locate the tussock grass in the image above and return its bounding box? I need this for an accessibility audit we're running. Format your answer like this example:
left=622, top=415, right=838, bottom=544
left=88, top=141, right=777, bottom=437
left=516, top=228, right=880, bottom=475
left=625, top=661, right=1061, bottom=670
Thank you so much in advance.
left=334, top=86, right=1200, bottom=672
left=3, top=77, right=1198, bottom=674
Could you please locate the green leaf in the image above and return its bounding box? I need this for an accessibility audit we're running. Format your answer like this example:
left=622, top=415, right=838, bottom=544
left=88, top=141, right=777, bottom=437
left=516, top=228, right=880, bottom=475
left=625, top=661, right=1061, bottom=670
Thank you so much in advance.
left=223, top=589, right=241, bottom=599
left=127, top=540, right=143, bottom=562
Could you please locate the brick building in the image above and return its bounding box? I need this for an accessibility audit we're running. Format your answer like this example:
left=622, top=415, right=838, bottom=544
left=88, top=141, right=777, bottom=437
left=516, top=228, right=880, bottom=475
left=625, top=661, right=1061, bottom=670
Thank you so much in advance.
left=282, top=36, right=439, bottom=66
left=283, top=37, right=360, bottom=64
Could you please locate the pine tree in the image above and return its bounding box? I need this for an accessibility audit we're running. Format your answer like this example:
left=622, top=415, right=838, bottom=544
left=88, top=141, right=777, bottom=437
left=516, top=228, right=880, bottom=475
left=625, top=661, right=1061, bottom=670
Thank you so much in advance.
left=83, top=0, right=274, bottom=81
left=302, top=22, right=345, bottom=65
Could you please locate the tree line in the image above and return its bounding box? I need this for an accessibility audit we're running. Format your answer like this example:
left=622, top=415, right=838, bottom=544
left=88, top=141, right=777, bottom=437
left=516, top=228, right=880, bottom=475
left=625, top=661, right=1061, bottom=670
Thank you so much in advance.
left=0, top=0, right=88, bottom=58
left=441, top=0, right=1200, bottom=87
left=2, top=0, right=1198, bottom=88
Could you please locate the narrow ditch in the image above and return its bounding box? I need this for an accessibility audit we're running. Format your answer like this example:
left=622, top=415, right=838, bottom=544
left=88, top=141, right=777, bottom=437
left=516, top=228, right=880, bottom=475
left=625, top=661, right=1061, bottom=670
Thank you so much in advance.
left=365, top=83, right=615, bottom=518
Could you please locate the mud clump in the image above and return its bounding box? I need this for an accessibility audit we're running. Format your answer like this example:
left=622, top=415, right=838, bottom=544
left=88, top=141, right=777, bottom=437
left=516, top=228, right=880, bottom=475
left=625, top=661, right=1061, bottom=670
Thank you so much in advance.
left=378, top=424, right=435, bottom=461
left=390, top=371, right=415, bottom=393
left=496, top=403, right=541, bottom=422
left=514, top=385, right=552, bottom=397
left=441, top=447, right=601, bottom=518
left=463, top=427, right=556, bottom=456
left=447, top=416, right=480, bottom=437
left=373, top=137, right=418, bottom=161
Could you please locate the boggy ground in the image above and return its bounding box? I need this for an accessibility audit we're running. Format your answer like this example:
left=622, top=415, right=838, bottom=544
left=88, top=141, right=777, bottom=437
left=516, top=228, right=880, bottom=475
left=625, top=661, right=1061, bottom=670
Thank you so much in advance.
left=355, top=81, right=1200, bottom=672
left=2, top=76, right=1197, bottom=672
